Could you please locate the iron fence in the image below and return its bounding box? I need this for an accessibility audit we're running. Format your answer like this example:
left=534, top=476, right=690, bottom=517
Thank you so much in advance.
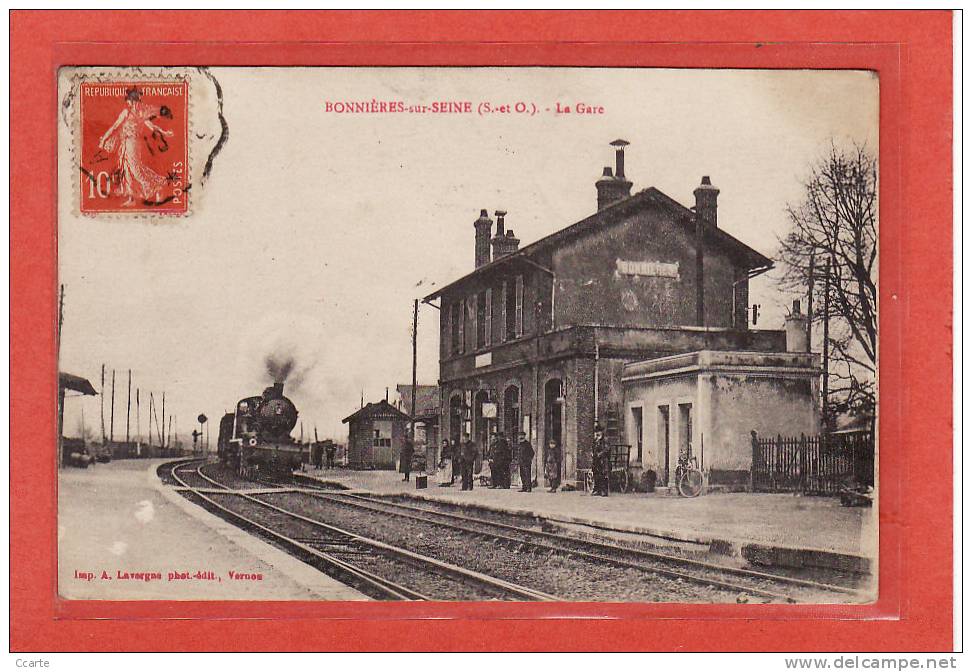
left=751, top=429, right=874, bottom=495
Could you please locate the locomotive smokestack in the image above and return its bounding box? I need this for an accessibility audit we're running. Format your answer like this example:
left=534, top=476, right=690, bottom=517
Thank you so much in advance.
left=269, top=382, right=284, bottom=399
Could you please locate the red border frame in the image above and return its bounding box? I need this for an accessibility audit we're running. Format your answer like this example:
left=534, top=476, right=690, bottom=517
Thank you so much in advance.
left=10, top=10, right=953, bottom=651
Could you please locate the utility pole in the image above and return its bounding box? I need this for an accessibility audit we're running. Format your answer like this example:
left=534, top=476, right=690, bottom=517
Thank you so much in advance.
left=100, top=364, right=106, bottom=446
left=160, top=392, right=166, bottom=452
left=822, top=257, right=832, bottom=428
left=57, top=285, right=65, bottom=468
left=411, top=298, right=418, bottom=440
left=109, top=369, right=116, bottom=443
left=126, top=369, right=132, bottom=444
left=136, top=388, right=141, bottom=447
left=807, top=252, right=815, bottom=352
left=148, top=392, right=155, bottom=448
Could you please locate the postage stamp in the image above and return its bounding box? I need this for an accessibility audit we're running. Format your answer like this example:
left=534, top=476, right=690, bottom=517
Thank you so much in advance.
left=78, top=80, right=190, bottom=215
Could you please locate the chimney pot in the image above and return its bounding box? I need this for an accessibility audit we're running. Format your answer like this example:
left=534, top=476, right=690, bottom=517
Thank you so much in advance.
left=792, top=299, right=802, bottom=315
left=494, top=210, right=507, bottom=237
left=595, top=141, right=632, bottom=211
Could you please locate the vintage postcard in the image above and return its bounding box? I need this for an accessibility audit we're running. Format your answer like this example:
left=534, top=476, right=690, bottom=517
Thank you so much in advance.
left=56, top=66, right=879, bottom=604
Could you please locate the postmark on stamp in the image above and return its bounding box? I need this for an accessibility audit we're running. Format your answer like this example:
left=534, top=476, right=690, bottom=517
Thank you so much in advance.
left=78, top=80, right=190, bottom=215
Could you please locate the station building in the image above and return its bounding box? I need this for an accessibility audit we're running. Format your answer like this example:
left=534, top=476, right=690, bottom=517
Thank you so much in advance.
left=424, top=140, right=820, bottom=490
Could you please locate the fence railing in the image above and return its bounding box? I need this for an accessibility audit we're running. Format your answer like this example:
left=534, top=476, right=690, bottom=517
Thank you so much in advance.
left=751, top=429, right=874, bottom=495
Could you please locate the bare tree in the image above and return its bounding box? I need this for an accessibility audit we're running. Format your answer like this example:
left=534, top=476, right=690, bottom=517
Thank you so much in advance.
left=777, top=142, right=877, bottom=421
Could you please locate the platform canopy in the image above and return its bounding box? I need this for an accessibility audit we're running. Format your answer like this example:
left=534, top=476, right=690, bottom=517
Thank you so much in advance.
left=59, top=372, right=97, bottom=396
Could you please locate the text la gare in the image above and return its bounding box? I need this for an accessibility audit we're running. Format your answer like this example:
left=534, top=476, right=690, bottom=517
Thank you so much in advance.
left=555, top=102, right=604, bottom=114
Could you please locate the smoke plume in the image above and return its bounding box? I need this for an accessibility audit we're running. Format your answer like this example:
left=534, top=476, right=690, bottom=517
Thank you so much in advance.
left=265, top=353, right=296, bottom=384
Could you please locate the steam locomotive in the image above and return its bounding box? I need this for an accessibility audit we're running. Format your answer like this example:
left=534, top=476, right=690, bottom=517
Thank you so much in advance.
left=217, top=382, right=302, bottom=478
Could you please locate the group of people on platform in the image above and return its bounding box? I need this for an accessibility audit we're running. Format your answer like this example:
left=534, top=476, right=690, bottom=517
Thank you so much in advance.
left=400, top=422, right=613, bottom=495
left=434, top=431, right=564, bottom=494
left=311, top=441, right=337, bottom=470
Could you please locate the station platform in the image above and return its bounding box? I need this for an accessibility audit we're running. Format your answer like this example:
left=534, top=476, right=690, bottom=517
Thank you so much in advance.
left=58, top=459, right=367, bottom=601
left=303, top=466, right=877, bottom=571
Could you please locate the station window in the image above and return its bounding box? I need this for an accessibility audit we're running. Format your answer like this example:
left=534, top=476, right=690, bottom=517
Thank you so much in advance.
left=630, top=406, right=644, bottom=463
left=452, top=299, right=465, bottom=355
left=484, top=288, right=492, bottom=348
left=506, top=275, right=523, bottom=339
left=475, top=290, right=486, bottom=349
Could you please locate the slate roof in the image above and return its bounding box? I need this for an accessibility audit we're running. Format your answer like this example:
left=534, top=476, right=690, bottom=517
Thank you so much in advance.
left=342, top=399, right=412, bottom=424
left=395, top=384, right=439, bottom=416
left=424, top=187, right=773, bottom=301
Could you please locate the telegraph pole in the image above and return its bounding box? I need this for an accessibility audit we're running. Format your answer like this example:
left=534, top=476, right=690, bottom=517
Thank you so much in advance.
left=411, top=298, right=418, bottom=440
left=109, top=369, right=116, bottom=443
left=126, top=369, right=132, bottom=444
left=160, top=392, right=166, bottom=452
left=100, top=364, right=106, bottom=446
left=822, top=257, right=832, bottom=428
left=807, top=252, right=816, bottom=352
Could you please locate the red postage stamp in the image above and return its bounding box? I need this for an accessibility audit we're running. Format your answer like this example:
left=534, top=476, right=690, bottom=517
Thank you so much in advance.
left=78, top=80, right=189, bottom=215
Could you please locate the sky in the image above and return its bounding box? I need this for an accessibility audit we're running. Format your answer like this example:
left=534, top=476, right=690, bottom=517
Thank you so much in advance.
left=57, top=67, right=879, bottom=443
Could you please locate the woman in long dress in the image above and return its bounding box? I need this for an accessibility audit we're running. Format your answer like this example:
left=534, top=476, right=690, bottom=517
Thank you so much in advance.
left=98, top=88, right=174, bottom=206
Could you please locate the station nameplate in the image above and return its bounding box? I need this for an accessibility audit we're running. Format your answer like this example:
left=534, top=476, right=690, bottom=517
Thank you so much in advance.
left=616, top=259, right=680, bottom=279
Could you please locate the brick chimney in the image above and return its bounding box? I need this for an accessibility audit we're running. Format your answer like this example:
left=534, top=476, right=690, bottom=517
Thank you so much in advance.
left=595, top=139, right=633, bottom=211
left=491, top=210, right=520, bottom=258
left=474, top=209, right=493, bottom=268
left=694, top=176, right=720, bottom=228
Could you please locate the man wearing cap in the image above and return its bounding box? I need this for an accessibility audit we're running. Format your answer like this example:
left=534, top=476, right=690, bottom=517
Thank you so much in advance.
left=460, top=431, right=477, bottom=491
left=517, top=431, right=535, bottom=492
left=592, top=423, right=611, bottom=497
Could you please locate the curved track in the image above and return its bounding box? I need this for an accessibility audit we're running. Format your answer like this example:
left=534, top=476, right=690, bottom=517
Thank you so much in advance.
left=167, top=459, right=560, bottom=602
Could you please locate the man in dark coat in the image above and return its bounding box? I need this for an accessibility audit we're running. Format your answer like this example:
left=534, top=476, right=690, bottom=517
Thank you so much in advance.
left=324, top=441, right=336, bottom=469
left=487, top=431, right=500, bottom=488
left=494, top=431, right=511, bottom=488
left=400, top=435, right=415, bottom=482
left=517, top=431, right=534, bottom=492
left=592, top=423, right=611, bottom=496
left=544, top=439, right=561, bottom=493
left=460, top=432, right=477, bottom=491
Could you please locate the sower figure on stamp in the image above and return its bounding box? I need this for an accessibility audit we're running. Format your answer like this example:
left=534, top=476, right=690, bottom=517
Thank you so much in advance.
left=545, top=439, right=561, bottom=493
left=460, top=432, right=477, bottom=491
left=592, top=423, right=611, bottom=497
left=98, top=88, right=173, bottom=206
left=517, top=431, right=534, bottom=492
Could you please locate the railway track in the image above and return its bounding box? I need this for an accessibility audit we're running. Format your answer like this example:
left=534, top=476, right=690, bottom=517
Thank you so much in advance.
left=166, top=460, right=560, bottom=602
left=168, top=460, right=865, bottom=602
left=304, top=490, right=865, bottom=604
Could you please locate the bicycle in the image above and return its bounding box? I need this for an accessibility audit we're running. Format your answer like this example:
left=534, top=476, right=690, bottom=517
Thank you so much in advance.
left=674, top=455, right=704, bottom=498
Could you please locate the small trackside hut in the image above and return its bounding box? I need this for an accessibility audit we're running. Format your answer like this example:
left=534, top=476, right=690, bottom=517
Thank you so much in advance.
left=424, top=139, right=801, bottom=491
left=343, top=400, right=412, bottom=470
